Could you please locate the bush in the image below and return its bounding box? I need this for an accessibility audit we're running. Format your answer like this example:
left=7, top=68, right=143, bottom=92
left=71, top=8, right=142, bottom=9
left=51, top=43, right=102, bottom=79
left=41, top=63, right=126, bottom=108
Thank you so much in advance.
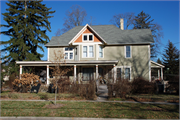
left=108, top=78, right=131, bottom=98
left=167, top=76, right=179, bottom=94
left=70, top=80, right=96, bottom=100
left=12, top=73, right=41, bottom=93
left=131, top=77, right=156, bottom=94
left=39, top=85, right=48, bottom=93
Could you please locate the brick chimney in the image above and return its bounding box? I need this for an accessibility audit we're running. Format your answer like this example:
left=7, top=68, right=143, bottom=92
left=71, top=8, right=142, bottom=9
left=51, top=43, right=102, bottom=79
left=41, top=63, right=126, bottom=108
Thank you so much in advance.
left=120, top=18, right=124, bottom=30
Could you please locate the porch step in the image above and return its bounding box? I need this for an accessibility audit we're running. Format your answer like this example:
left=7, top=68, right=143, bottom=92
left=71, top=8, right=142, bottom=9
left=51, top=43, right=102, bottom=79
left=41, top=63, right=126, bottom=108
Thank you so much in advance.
left=96, top=85, right=108, bottom=101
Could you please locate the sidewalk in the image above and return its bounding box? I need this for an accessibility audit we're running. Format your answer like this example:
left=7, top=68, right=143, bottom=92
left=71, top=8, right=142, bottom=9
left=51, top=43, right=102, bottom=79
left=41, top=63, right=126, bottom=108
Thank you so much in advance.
left=0, top=117, right=131, bottom=120
left=0, top=99, right=179, bottom=105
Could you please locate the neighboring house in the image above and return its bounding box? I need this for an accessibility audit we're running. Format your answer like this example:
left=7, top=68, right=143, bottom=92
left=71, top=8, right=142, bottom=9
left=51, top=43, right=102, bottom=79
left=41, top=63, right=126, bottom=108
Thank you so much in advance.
left=16, top=20, right=164, bottom=85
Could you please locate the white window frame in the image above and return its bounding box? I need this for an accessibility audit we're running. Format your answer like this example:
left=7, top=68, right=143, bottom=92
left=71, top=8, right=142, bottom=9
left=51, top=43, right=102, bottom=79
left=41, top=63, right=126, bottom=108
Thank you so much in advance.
left=98, top=45, right=104, bottom=58
left=82, top=45, right=95, bottom=58
left=64, top=47, right=74, bottom=60
left=125, top=45, right=132, bottom=58
left=124, top=66, right=131, bottom=80
left=82, top=33, right=94, bottom=42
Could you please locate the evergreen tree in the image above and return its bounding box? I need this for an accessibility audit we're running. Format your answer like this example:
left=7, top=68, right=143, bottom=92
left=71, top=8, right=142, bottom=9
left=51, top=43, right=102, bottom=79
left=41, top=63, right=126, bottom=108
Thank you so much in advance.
left=1, top=0, right=55, bottom=73
left=157, top=58, right=162, bottom=64
left=162, top=40, right=179, bottom=75
left=133, top=11, right=163, bottom=58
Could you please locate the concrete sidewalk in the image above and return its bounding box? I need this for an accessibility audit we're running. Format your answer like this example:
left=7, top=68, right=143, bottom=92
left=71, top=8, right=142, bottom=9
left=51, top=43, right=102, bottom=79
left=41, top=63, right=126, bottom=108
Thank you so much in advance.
left=0, top=99, right=179, bottom=105
left=0, top=117, right=131, bottom=120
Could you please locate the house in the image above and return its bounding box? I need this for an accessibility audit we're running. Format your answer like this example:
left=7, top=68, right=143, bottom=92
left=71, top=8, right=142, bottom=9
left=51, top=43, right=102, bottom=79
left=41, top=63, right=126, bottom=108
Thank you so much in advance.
left=16, top=20, right=164, bottom=84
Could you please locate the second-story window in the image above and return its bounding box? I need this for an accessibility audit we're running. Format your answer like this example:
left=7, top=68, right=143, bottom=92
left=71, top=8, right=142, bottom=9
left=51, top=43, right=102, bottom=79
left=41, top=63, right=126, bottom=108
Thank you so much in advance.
left=83, top=45, right=94, bottom=58
left=83, top=46, right=87, bottom=57
left=125, top=46, right=131, bottom=58
left=64, top=47, right=73, bottom=60
left=83, top=34, right=94, bottom=41
left=99, top=46, right=103, bottom=58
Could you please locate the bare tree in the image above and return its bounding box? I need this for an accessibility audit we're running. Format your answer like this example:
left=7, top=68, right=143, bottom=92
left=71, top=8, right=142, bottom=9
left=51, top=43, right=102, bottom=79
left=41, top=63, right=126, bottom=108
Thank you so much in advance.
left=62, top=5, right=87, bottom=33
left=110, top=12, right=135, bottom=30
left=54, top=28, right=62, bottom=36
left=50, top=50, right=73, bottom=105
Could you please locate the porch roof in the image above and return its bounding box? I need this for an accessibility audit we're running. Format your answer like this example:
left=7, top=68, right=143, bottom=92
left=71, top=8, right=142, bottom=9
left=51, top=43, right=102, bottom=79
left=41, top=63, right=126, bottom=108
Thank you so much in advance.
left=151, top=60, right=165, bottom=68
left=16, top=60, right=118, bottom=66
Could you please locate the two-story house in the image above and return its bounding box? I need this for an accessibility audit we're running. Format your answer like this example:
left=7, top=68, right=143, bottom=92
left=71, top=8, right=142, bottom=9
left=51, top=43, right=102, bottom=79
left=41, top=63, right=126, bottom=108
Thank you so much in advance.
left=16, top=20, right=164, bottom=84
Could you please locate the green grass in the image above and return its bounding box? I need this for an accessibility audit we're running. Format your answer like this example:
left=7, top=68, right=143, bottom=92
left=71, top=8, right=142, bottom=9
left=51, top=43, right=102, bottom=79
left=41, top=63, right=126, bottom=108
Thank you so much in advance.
left=109, top=94, right=179, bottom=102
left=1, top=101, right=179, bottom=119
left=0, top=91, right=83, bottom=100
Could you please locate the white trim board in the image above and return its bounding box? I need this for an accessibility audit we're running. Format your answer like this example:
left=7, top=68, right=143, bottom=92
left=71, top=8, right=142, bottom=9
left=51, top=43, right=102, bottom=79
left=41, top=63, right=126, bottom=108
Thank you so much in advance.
left=69, top=24, right=107, bottom=45
left=151, top=60, right=165, bottom=68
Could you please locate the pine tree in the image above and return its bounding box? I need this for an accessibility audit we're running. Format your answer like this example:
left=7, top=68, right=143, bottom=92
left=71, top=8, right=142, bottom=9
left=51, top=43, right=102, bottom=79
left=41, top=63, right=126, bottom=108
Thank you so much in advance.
left=1, top=0, right=55, bottom=73
left=133, top=11, right=163, bottom=58
left=157, top=58, right=162, bottom=64
left=162, top=40, right=179, bottom=75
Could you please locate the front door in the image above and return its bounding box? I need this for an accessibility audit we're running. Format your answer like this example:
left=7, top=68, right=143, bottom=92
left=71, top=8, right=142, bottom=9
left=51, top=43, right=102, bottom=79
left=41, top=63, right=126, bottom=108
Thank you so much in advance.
left=82, top=68, right=94, bottom=81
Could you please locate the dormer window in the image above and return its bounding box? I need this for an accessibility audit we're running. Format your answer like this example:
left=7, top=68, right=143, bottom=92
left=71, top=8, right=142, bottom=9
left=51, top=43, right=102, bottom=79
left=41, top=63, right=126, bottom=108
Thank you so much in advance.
left=83, top=34, right=94, bottom=42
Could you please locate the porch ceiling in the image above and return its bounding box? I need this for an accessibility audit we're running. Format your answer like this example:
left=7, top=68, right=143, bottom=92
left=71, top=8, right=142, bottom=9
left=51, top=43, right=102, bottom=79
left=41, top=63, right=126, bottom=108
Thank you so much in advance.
left=16, top=60, right=118, bottom=66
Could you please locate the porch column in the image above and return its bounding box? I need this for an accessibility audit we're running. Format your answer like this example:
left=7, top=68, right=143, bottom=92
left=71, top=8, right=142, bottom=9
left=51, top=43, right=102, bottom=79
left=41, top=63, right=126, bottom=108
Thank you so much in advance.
left=47, top=65, right=49, bottom=85
left=74, top=65, right=76, bottom=83
left=158, top=69, right=160, bottom=79
left=96, top=65, right=98, bottom=80
left=19, top=65, right=22, bottom=79
left=113, top=64, right=116, bottom=83
left=161, top=67, right=163, bottom=80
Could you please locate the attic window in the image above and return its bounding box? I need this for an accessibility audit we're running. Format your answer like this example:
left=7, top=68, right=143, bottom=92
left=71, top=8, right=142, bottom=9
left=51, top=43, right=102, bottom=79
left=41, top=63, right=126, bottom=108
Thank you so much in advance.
left=83, top=34, right=94, bottom=42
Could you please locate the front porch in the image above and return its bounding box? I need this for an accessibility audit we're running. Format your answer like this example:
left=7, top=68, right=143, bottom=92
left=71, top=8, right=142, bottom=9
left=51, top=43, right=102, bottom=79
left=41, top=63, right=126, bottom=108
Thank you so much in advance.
left=16, top=60, right=118, bottom=85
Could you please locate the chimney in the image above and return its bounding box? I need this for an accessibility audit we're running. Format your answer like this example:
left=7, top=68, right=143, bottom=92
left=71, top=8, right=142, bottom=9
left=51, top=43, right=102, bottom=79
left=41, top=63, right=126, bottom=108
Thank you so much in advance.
left=120, top=18, right=124, bottom=30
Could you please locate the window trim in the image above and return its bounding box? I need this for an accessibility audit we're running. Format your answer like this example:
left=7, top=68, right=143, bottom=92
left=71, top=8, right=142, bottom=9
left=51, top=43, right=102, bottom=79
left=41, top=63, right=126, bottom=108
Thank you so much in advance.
left=98, top=45, right=104, bottom=58
left=82, top=45, right=95, bottom=58
left=64, top=47, right=74, bottom=60
left=82, top=33, right=94, bottom=42
left=125, top=45, right=132, bottom=58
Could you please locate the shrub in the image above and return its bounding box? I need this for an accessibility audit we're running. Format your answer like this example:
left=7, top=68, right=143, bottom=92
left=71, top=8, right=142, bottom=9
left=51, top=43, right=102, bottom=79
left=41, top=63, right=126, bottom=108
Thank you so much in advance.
left=131, top=77, right=156, bottom=94
left=108, top=78, right=131, bottom=98
left=167, top=76, right=179, bottom=94
left=12, top=73, right=41, bottom=93
left=70, top=79, right=96, bottom=100
left=39, top=84, right=48, bottom=93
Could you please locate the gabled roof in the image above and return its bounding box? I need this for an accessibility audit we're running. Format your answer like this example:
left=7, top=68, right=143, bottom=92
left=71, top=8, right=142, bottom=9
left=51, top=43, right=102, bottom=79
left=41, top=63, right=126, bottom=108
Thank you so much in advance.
left=151, top=60, right=165, bottom=68
left=45, top=24, right=154, bottom=47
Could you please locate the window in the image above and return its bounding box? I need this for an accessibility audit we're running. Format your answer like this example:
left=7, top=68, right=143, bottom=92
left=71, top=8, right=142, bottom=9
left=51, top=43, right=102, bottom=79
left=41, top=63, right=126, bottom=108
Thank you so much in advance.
left=82, top=68, right=93, bottom=81
left=89, top=35, right=93, bottom=41
left=83, top=34, right=94, bottom=41
left=64, top=47, right=73, bottom=60
left=99, top=46, right=103, bottom=58
left=89, top=46, right=93, bottom=57
left=125, top=46, right=131, bottom=58
left=125, top=68, right=130, bottom=80
left=83, top=35, right=87, bottom=41
left=83, top=46, right=87, bottom=57
left=117, top=68, right=121, bottom=79
left=82, top=45, right=94, bottom=58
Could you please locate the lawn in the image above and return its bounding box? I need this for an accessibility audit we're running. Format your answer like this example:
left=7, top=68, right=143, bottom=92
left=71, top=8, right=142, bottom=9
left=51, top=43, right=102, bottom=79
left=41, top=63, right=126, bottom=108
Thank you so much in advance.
left=1, top=101, right=179, bottom=119
left=0, top=91, right=84, bottom=100
left=109, top=94, right=179, bottom=103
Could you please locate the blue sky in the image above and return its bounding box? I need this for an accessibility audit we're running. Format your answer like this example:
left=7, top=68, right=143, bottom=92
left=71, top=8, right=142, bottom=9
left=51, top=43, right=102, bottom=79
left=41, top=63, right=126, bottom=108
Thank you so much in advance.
left=0, top=1, right=179, bottom=62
